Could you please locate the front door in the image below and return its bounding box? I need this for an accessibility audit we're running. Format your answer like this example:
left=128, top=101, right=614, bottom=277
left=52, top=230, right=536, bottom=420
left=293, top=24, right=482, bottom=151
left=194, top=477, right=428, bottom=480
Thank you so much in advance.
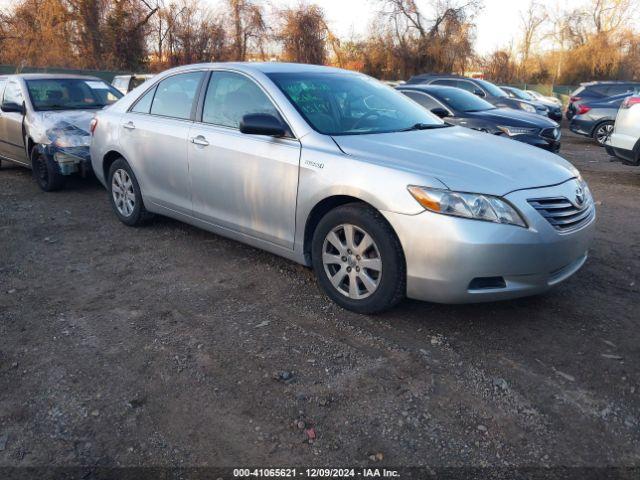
left=0, top=80, right=27, bottom=163
left=118, top=71, right=205, bottom=215
left=188, top=71, right=300, bottom=249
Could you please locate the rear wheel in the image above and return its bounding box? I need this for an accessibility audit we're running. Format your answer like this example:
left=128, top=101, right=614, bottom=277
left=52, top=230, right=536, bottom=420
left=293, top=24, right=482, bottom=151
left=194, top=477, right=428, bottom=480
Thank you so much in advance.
left=311, top=203, right=405, bottom=314
left=593, top=121, right=614, bottom=146
left=108, top=157, right=152, bottom=226
left=31, top=149, right=65, bottom=191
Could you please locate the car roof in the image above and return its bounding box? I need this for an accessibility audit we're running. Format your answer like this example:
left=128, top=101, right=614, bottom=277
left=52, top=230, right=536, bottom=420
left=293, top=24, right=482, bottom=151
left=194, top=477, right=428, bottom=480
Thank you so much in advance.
left=398, top=84, right=458, bottom=94
left=581, top=80, right=640, bottom=86
left=410, top=73, right=468, bottom=79
left=162, top=62, right=348, bottom=76
left=1, top=73, right=102, bottom=81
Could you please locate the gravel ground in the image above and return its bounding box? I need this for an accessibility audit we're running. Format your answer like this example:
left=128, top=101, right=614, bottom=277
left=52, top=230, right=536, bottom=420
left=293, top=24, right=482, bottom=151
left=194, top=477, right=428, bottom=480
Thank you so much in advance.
left=1, top=128, right=639, bottom=474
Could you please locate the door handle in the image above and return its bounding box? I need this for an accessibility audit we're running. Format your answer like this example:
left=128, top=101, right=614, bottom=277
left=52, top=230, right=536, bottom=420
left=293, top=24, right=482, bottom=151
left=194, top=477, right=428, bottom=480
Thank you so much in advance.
left=190, top=135, right=209, bottom=146
left=123, top=121, right=135, bottom=130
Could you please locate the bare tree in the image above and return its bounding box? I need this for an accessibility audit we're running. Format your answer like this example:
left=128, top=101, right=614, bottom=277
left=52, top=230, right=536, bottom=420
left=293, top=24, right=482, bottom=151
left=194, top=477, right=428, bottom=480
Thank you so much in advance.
left=277, top=4, right=328, bottom=65
left=519, top=0, right=547, bottom=76
left=377, top=0, right=481, bottom=77
left=228, top=0, right=266, bottom=61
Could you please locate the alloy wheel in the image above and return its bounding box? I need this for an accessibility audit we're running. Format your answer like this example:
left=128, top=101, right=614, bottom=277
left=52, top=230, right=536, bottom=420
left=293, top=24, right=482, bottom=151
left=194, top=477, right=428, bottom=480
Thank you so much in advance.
left=595, top=123, right=614, bottom=145
left=322, top=223, right=382, bottom=299
left=112, top=168, right=136, bottom=217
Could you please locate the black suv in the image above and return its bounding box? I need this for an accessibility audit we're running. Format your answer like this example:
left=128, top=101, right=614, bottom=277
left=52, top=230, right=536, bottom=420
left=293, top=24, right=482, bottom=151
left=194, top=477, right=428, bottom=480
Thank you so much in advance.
left=566, top=81, right=640, bottom=120
left=407, top=74, right=547, bottom=116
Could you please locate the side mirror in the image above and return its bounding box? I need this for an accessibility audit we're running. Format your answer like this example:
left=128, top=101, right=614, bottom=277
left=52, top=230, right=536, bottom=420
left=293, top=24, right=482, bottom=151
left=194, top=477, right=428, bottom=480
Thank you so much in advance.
left=240, top=113, right=287, bottom=137
left=2, top=101, right=25, bottom=114
left=473, top=89, right=485, bottom=98
left=431, top=107, right=450, bottom=118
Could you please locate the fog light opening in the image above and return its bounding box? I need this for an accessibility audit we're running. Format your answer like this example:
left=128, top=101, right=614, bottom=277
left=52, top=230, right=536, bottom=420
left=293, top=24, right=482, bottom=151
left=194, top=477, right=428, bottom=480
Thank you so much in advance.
left=468, top=277, right=507, bottom=290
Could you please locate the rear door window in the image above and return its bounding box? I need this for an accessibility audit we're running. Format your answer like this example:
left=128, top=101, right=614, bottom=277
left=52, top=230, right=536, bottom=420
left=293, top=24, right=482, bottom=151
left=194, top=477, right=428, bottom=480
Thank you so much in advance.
left=606, top=84, right=634, bottom=96
left=150, top=72, right=204, bottom=120
left=401, top=91, right=441, bottom=110
left=432, top=79, right=458, bottom=87
left=587, top=85, right=608, bottom=96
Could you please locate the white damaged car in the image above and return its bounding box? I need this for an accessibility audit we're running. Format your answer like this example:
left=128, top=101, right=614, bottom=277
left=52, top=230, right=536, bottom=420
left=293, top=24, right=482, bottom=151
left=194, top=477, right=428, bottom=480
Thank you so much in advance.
left=0, top=73, right=122, bottom=191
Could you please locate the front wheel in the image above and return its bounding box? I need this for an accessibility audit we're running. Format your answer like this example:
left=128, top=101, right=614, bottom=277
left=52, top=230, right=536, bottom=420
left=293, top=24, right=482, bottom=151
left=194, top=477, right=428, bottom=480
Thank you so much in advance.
left=593, top=121, right=614, bottom=146
left=31, top=149, right=65, bottom=191
left=311, top=203, right=405, bottom=314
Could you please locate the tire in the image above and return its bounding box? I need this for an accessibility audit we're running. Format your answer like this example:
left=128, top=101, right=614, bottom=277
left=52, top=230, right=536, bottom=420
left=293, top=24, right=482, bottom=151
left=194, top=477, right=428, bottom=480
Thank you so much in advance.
left=592, top=121, right=614, bottom=146
left=311, top=203, right=405, bottom=314
left=107, top=157, right=152, bottom=226
left=31, top=148, right=65, bottom=191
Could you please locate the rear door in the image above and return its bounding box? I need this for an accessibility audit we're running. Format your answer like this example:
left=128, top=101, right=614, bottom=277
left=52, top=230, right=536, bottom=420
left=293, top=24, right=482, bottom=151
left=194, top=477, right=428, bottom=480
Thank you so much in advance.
left=0, top=79, right=27, bottom=163
left=118, top=71, right=205, bottom=215
left=187, top=70, right=300, bottom=248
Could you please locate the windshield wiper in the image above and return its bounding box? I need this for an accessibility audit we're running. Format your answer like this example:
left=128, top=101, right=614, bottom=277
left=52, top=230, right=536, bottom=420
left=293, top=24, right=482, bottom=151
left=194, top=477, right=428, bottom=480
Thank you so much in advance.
left=401, top=123, right=451, bottom=132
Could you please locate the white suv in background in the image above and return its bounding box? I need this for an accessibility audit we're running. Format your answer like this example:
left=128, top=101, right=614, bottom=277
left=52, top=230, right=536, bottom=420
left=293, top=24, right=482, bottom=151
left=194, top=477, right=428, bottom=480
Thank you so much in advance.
left=607, top=95, right=640, bottom=165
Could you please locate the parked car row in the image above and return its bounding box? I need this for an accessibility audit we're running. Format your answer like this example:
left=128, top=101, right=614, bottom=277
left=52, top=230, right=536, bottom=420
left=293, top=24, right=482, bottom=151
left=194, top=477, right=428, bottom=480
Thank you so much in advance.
left=406, top=74, right=549, bottom=116
left=396, top=84, right=561, bottom=152
left=500, top=85, right=563, bottom=122
left=0, top=64, right=597, bottom=314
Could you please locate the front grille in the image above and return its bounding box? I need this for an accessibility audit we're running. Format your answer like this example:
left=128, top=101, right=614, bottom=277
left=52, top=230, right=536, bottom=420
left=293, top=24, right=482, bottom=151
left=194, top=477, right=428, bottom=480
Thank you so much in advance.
left=541, top=127, right=560, bottom=140
left=528, top=197, right=594, bottom=232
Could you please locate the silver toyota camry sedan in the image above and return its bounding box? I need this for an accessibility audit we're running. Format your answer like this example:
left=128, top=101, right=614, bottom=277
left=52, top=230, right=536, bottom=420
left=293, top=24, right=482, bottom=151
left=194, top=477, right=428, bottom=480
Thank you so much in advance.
left=90, top=63, right=595, bottom=313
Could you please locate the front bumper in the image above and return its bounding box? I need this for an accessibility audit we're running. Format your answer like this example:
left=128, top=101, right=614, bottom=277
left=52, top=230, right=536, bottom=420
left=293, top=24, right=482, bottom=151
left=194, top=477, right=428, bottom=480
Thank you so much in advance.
left=383, top=181, right=595, bottom=304
left=548, top=110, right=563, bottom=122
left=42, top=144, right=92, bottom=176
left=513, top=133, right=561, bottom=152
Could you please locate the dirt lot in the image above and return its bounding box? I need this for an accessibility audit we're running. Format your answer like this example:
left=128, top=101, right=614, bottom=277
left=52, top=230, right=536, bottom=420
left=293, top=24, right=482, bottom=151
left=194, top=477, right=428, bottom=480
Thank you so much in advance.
left=1, top=128, right=639, bottom=475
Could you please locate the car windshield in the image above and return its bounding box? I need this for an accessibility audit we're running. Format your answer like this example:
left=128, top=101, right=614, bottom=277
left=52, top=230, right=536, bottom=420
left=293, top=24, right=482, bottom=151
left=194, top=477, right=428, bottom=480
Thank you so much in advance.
left=431, top=87, right=495, bottom=112
left=267, top=72, right=443, bottom=135
left=505, top=87, right=532, bottom=101
left=475, top=79, right=508, bottom=98
left=26, top=78, right=123, bottom=111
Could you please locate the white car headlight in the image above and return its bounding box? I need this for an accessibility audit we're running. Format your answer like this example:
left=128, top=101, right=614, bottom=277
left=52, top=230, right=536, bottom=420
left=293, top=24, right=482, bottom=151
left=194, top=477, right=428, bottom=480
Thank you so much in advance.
left=408, top=186, right=527, bottom=227
left=520, top=102, right=536, bottom=113
left=497, top=125, right=538, bottom=136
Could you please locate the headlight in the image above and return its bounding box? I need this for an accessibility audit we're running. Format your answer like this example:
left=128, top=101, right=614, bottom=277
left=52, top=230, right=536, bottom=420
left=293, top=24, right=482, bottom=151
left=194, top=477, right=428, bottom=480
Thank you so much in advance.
left=520, top=102, right=536, bottom=113
left=408, top=186, right=527, bottom=227
left=496, top=125, right=538, bottom=136
left=53, top=134, right=91, bottom=148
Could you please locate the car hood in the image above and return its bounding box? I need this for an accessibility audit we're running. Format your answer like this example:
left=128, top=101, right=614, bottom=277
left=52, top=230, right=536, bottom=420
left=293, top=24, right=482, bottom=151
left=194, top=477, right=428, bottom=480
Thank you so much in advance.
left=332, top=126, right=577, bottom=196
left=29, top=110, right=95, bottom=143
left=468, top=108, right=558, bottom=127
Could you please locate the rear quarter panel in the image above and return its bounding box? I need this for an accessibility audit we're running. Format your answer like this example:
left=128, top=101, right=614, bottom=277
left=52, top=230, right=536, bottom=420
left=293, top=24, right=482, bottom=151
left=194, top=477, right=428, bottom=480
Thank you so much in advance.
left=90, top=109, right=123, bottom=186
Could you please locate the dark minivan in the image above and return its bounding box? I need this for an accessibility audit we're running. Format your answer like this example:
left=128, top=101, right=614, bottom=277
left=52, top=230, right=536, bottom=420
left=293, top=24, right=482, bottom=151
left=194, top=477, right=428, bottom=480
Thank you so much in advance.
left=569, top=93, right=631, bottom=145
left=566, top=81, right=640, bottom=120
